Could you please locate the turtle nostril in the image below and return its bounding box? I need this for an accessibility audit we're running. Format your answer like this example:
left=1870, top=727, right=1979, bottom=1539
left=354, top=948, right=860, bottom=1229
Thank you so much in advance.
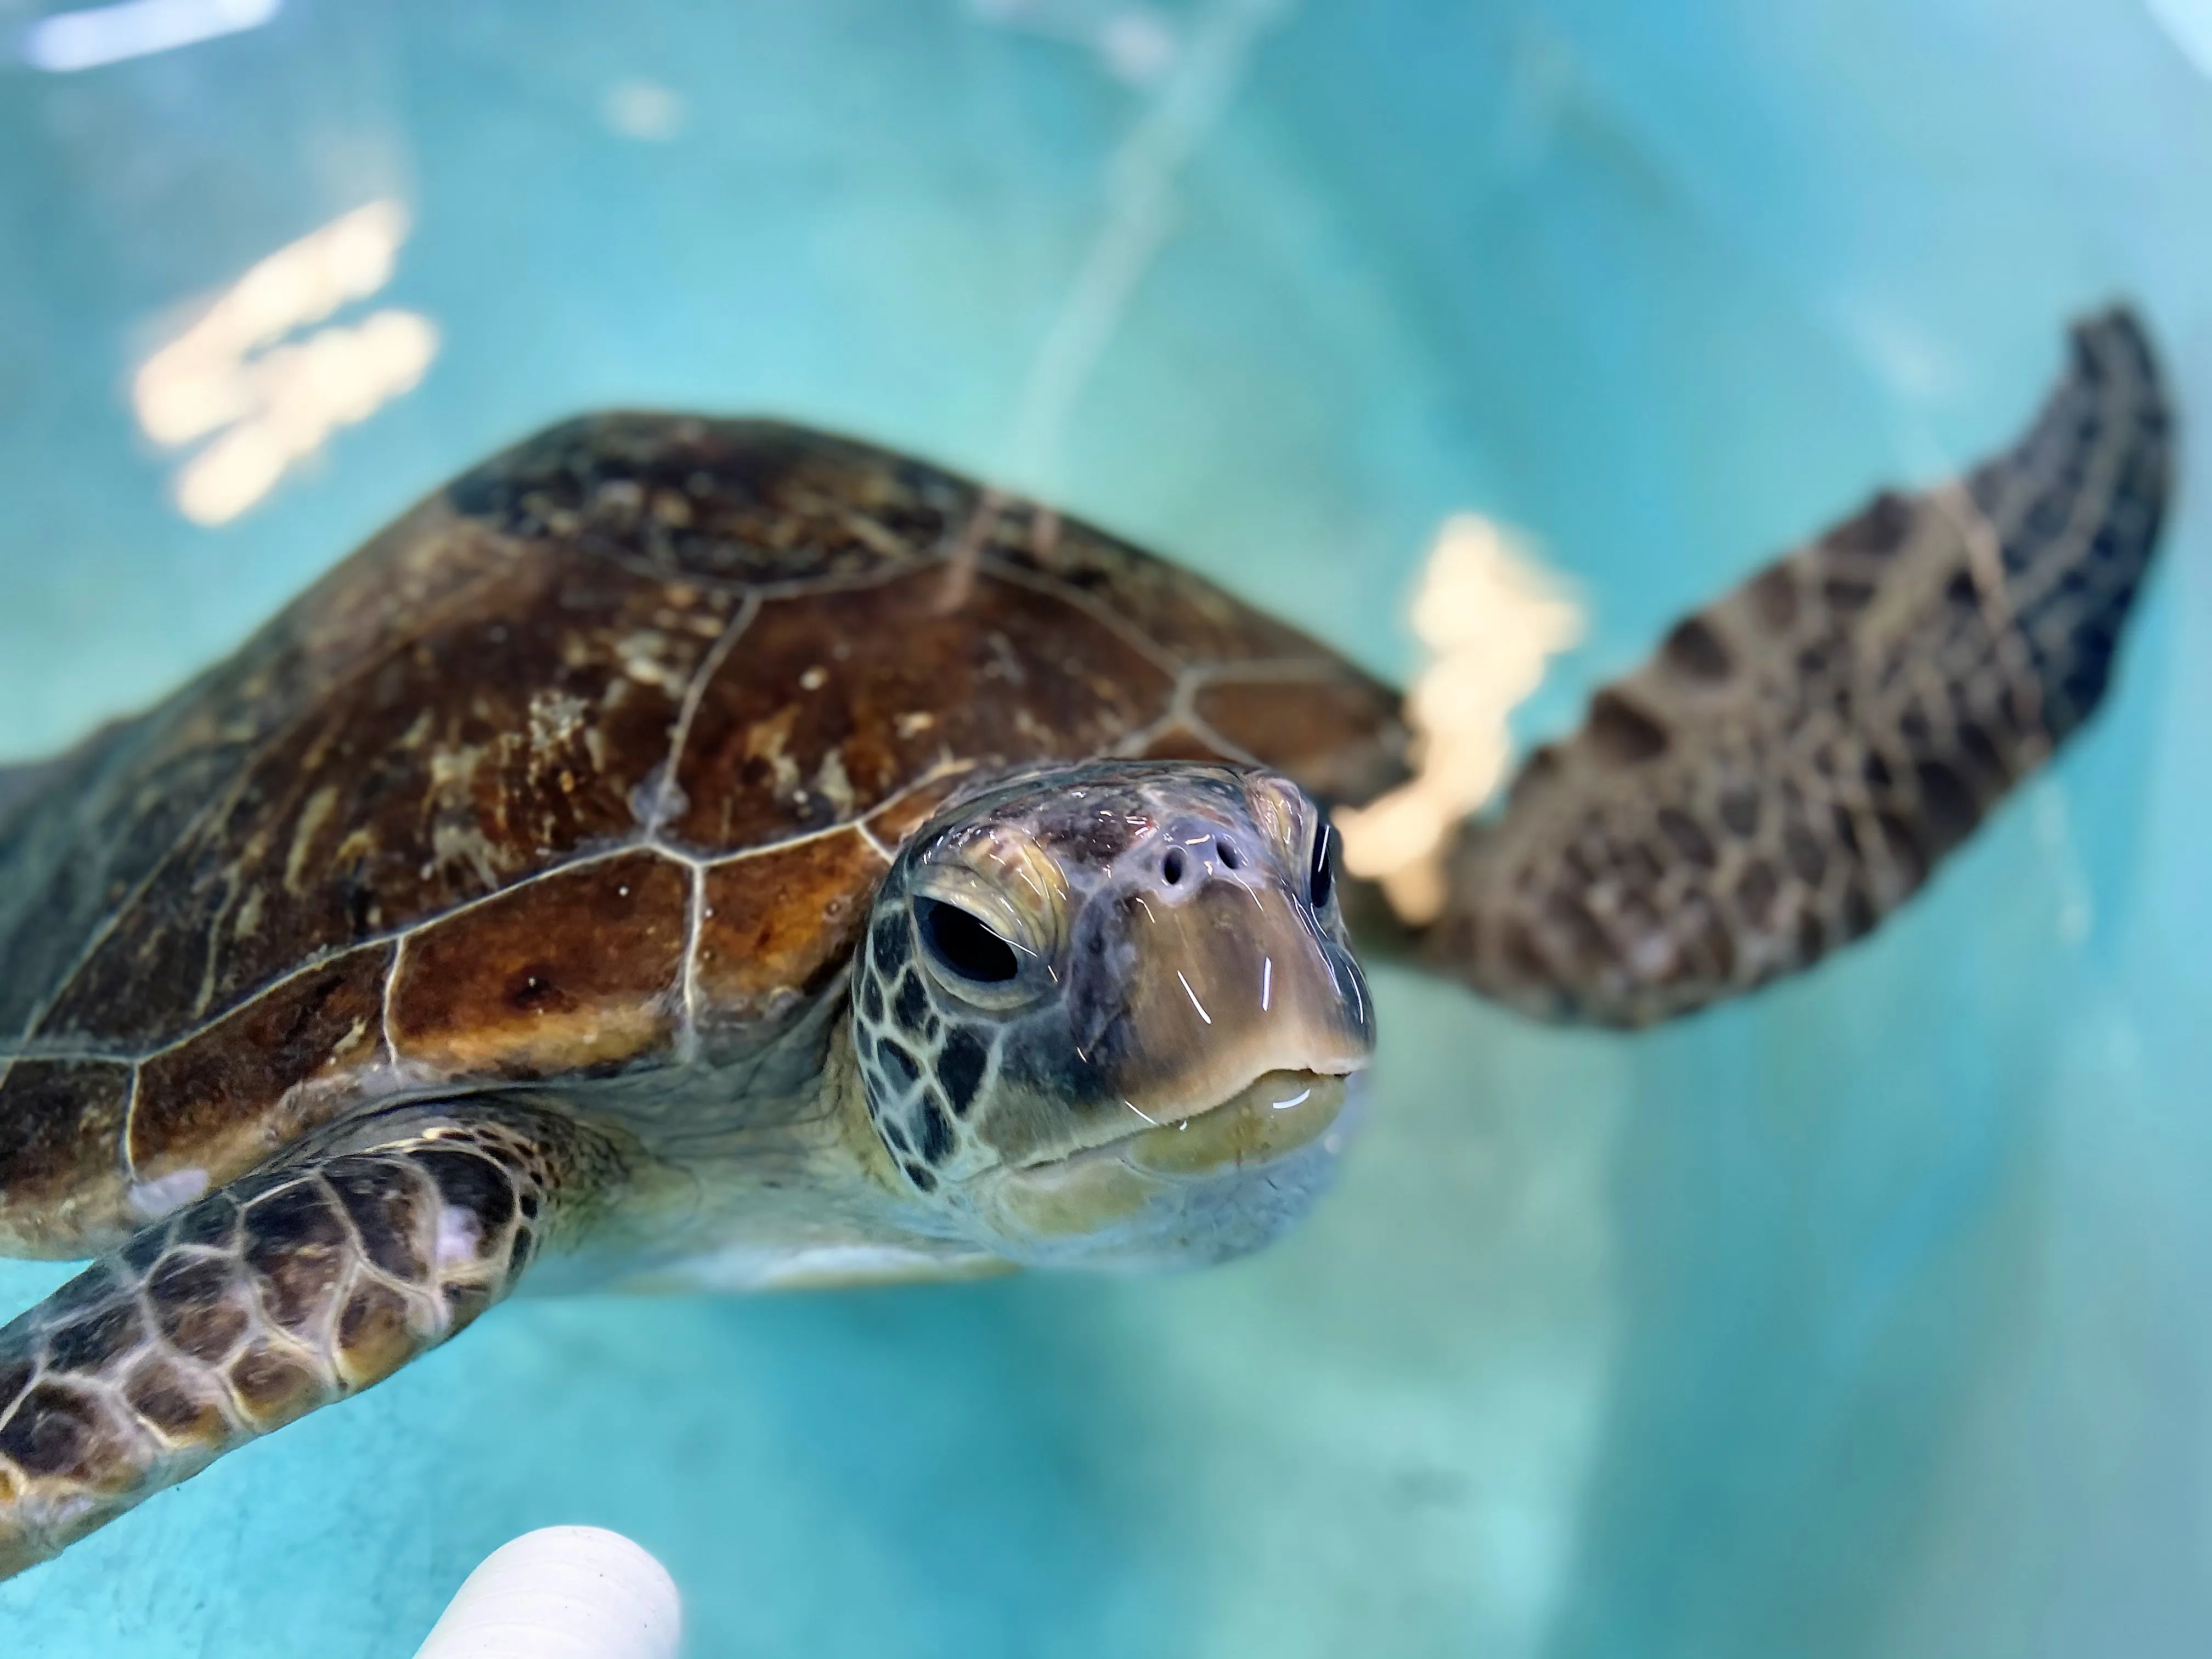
left=1161, top=847, right=1187, bottom=886
left=1216, top=838, right=1242, bottom=870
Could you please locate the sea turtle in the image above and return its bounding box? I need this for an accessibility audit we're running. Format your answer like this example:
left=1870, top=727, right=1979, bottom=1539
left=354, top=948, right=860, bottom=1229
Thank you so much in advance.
left=0, top=308, right=2171, bottom=1576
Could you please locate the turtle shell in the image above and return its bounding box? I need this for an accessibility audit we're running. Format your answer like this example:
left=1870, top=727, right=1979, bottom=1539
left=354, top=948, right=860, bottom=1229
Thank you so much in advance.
left=0, top=417, right=1405, bottom=1256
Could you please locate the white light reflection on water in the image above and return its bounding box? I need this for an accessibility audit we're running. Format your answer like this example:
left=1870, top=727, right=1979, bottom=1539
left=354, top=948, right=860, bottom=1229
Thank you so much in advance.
left=1003, top=0, right=1289, bottom=487
left=601, top=77, right=686, bottom=142
left=132, top=200, right=439, bottom=525
left=22, top=0, right=278, bottom=72
left=2148, top=0, right=2212, bottom=77
left=972, top=0, right=1182, bottom=86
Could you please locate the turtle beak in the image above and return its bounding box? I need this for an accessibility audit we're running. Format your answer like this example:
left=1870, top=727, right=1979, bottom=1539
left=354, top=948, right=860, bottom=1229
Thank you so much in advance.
left=977, top=853, right=1375, bottom=1262
left=1069, top=864, right=1374, bottom=1128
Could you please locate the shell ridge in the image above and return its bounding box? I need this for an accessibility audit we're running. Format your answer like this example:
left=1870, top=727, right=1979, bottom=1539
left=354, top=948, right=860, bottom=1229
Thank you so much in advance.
left=74, top=770, right=1009, bottom=1081
left=4, top=549, right=534, bottom=1085
left=642, top=591, right=763, bottom=838
left=972, top=553, right=1192, bottom=681
left=114, top=1063, right=143, bottom=1189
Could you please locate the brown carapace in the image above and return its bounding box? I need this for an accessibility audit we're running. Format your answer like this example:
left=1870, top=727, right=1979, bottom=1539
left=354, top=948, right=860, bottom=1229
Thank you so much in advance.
left=0, top=307, right=2172, bottom=1578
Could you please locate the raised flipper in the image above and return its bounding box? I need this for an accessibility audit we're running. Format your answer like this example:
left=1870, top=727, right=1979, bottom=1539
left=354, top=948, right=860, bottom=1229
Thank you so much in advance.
left=0, top=1099, right=625, bottom=1578
left=1425, top=306, right=2172, bottom=1025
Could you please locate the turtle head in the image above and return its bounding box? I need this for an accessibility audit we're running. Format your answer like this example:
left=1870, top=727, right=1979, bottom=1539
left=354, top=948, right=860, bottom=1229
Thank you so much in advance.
left=849, top=760, right=1374, bottom=1270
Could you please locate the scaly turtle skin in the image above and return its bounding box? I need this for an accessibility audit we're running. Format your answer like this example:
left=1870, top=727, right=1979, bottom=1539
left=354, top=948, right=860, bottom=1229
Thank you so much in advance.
left=0, top=308, right=2171, bottom=1576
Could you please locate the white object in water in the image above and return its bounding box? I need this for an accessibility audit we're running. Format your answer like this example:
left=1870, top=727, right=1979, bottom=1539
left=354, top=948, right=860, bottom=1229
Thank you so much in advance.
left=413, top=1527, right=682, bottom=1659
left=1335, top=513, right=1583, bottom=923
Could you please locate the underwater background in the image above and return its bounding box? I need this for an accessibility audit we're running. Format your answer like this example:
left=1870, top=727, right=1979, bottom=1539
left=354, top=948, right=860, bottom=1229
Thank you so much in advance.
left=0, top=0, right=2208, bottom=1654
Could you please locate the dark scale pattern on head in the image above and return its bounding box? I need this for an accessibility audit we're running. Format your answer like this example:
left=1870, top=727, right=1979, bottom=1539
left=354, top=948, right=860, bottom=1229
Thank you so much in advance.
left=850, top=899, right=1012, bottom=1193
left=879, top=1041, right=920, bottom=1091
left=872, top=916, right=911, bottom=977
left=917, top=1096, right=955, bottom=1164
left=893, top=973, right=928, bottom=1031
left=939, top=1027, right=990, bottom=1118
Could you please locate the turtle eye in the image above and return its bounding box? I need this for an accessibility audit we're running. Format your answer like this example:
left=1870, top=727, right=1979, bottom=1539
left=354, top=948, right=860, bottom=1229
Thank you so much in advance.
left=1307, top=822, right=1336, bottom=909
left=916, top=897, right=1020, bottom=984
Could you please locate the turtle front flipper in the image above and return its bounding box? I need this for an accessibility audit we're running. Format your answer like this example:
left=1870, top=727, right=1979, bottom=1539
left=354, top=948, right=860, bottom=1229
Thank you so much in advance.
left=0, top=1098, right=625, bottom=1579
left=1422, top=306, right=2173, bottom=1025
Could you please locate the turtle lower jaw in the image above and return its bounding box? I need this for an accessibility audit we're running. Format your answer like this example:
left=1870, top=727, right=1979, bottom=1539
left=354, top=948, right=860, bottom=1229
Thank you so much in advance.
left=1018, top=1066, right=1358, bottom=1177
left=979, top=1066, right=1368, bottom=1262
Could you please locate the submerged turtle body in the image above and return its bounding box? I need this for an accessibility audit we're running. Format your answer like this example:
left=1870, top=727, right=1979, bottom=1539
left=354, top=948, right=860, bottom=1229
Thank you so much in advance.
left=0, top=417, right=1401, bottom=1260
left=0, top=307, right=2173, bottom=1578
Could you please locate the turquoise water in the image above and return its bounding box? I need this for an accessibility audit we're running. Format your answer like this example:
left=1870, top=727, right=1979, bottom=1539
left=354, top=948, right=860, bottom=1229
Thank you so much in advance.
left=1, top=1, right=2208, bottom=1654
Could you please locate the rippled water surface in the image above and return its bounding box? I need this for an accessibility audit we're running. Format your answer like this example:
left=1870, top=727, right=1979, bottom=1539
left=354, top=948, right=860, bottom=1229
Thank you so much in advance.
left=1, top=3, right=2208, bottom=1655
